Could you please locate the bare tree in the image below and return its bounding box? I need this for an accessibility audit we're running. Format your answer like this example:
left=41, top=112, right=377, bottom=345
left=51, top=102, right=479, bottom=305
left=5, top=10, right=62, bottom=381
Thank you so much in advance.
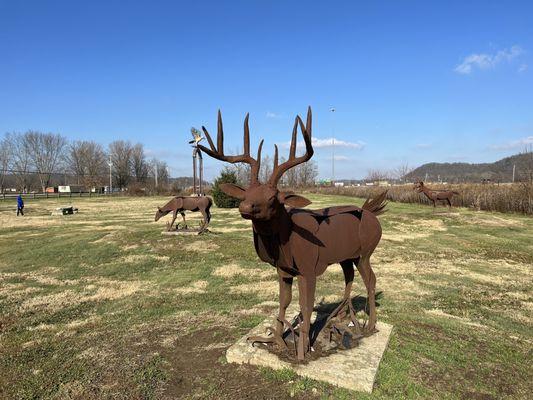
left=393, top=162, right=414, bottom=183
left=150, top=158, right=169, bottom=188
left=109, top=140, right=133, bottom=189
left=5, top=132, right=33, bottom=192
left=285, top=163, right=298, bottom=187
left=517, top=145, right=533, bottom=183
left=131, top=143, right=149, bottom=183
left=259, top=154, right=272, bottom=184
left=366, top=168, right=390, bottom=182
left=297, top=159, right=318, bottom=187
left=66, top=141, right=85, bottom=185
left=67, top=141, right=107, bottom=189
left=0, top=135, right=11, bottom=191
left=26, top=131, right=67, bottom=192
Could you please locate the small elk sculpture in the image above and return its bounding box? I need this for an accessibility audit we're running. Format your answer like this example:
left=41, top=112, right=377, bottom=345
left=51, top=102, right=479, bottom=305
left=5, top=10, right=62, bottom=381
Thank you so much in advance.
left=414, top=181, right=459, bottom=208
left=155, top=196, right=212, bottom=232
left=198, top=107, right=387, bottom=360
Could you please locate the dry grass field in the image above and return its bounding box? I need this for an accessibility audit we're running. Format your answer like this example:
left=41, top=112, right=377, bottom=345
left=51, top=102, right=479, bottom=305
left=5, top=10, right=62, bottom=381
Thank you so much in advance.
left=0, top=194, right=532, bottom=399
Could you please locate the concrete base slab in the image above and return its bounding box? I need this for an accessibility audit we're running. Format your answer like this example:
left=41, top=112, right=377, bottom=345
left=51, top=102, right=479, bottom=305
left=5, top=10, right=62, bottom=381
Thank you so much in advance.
left=226, top=307, right=393, bottom=393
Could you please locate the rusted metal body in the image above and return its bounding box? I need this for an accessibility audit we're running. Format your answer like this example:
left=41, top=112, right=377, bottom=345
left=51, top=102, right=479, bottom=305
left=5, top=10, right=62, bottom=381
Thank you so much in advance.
left=198, top=107, right=387, bottom=360
left=414, top=181, right=459, bottom=207
left=155, top=196, right=212, bottom=232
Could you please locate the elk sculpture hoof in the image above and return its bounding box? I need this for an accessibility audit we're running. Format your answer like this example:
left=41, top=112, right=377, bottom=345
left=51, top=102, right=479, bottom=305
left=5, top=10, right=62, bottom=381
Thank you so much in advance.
left=247, top=318, right=299, bottom=351
left=324, top=297, right=379, bottom=347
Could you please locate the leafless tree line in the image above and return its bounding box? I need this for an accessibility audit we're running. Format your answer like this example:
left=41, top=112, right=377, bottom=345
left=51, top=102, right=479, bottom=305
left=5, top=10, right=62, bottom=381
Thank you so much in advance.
left=365, top=163, right=414, bottom=183
left=0, top=132, right=169, bottom=192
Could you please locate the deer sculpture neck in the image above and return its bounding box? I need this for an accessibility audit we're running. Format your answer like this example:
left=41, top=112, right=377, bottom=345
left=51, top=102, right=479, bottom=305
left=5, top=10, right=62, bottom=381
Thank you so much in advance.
left=251, top=203, right=290, bottom=236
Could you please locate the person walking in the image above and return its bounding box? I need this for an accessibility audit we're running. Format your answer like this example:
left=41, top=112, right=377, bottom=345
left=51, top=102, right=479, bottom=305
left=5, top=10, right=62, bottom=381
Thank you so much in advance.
left=17, top=194, right=24, bottom=216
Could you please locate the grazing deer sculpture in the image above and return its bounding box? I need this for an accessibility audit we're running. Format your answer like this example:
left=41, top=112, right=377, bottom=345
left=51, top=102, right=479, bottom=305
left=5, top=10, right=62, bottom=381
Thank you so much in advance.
left=155, top=196, right=212, bottom=232
left=198, top=107, right=387, bottom=360
left=414, top=181, right=459, bottom=208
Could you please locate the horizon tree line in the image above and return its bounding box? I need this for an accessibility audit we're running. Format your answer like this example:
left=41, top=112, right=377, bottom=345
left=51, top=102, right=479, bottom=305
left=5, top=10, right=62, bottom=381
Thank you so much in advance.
left=0, top=131, right=169, bottom=193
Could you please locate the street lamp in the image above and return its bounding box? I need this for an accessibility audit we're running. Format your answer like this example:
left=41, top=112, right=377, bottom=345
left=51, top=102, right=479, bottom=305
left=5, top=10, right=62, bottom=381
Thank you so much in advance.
left=330, top=107, right=336, bottom=185
left=107, top=155, right=112, bottom=194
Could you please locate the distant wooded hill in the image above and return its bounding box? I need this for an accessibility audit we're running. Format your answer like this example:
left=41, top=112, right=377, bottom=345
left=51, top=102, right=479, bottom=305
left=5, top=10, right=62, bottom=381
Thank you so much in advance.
left=405, top=152, right=533, bottom=183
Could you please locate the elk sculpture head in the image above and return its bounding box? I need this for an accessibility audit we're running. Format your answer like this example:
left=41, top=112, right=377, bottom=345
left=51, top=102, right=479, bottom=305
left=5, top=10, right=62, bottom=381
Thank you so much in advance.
left=154, top=207, right=168, bottom=221
left=198, top=107, right=314, bottom=220
left=413, top=181, right=425, bottom=192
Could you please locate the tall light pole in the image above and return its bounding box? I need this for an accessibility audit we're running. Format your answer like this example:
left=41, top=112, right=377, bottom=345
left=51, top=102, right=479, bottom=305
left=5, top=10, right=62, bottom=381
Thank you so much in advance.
left=108, top=155, right=112, bottom=194
left=330, top=107, right=336, bottom=185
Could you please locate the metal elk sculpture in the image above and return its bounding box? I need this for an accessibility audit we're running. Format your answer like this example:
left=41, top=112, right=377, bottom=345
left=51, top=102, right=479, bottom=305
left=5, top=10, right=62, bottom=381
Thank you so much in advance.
left=414, top=181, right=459, bottom=208
left=155, top=196, right=212, bottom=232
left=198, top=107, right=387, bottom=360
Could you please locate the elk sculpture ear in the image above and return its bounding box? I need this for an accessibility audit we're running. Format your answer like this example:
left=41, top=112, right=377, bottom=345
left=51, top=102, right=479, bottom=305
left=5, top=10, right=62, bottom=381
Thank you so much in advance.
left=220, top=183, right=246, bottom=200
left=279, top=192, right=312, bottom=208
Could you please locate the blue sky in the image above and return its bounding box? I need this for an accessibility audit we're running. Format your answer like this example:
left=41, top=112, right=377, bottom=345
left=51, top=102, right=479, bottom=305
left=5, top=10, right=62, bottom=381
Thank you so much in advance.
left=1, top=1, right=532, bottom=179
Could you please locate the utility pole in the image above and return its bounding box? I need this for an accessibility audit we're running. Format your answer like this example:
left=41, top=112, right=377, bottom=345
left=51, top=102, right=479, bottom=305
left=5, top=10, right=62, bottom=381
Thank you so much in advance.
left=108, top=155, right=112, bottom=194
left=155, top=162, right=158, bottom=188
left=330, top=107, right=335, bottom=185
left=512, top=164, right=516, bottom=183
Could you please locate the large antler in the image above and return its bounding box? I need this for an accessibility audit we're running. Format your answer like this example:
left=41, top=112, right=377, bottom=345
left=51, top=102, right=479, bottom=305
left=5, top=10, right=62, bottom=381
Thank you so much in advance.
left=269, top=106, right=314, bottom=186
left=198, top=110, right=264, bottom=185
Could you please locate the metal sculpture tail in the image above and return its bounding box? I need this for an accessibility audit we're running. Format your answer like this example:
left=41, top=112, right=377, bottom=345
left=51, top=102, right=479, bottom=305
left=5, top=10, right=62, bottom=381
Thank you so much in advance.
left=362, top=190, right=388, bottom=216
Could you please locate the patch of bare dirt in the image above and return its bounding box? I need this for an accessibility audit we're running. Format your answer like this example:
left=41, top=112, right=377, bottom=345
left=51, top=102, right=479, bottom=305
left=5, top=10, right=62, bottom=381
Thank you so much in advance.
left=156, top=328, right=314, bottom=400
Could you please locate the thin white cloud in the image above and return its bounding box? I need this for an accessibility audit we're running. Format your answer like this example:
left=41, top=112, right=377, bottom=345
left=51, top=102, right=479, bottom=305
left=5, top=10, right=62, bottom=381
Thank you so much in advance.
left=454, top=45, right=524, bottom=74
left=333, top=155, right=350, bottom=161
left=415, top=143, right=432, bottom=149
left=518, top=63, right=528, bottom=73
left=279, top=137, right=365, bottom=150
left=312, top=137, right=365, bottom=149
left=490, top=136, right=533, bottom=151
left=266, top=111, right=282, bottom=119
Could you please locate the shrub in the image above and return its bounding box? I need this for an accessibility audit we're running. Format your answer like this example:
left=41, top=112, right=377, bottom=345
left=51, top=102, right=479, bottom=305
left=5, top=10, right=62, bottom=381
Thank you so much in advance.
left=212, top=167, right=241, bottom=208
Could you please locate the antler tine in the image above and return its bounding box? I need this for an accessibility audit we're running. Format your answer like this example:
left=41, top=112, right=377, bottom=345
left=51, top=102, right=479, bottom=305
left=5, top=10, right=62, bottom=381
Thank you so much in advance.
left=197, top=110, right=262, bottom=185
left=273, top=144, right=279, bottom=170
left=217, top=110, right=224, bottom=153
left=306, top=106, right=312, bottom=136
left=244, top=113, right=250, bottom=156
left=269, top=107, right=314, bottom=186
left=201, top=126, right=216, bottom=151
left=251, top=140, right=264, bottom=182
left=289, top=117, right=298, bottom=159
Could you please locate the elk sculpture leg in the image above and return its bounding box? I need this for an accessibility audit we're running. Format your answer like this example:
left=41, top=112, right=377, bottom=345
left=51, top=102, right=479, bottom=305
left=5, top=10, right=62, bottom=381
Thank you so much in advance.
left=248, top=274, right=296, bottom=350
left=179, top=212, right=187, bottom=229
left=355, top=254, right=378, bottom=334
left=199, top=209, right=209, bottom=232
left=297, top=274, right=316, bottom=361
left=325, top=259, right=364, bottom=342
left=167, top=210, right=178, bottom=231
